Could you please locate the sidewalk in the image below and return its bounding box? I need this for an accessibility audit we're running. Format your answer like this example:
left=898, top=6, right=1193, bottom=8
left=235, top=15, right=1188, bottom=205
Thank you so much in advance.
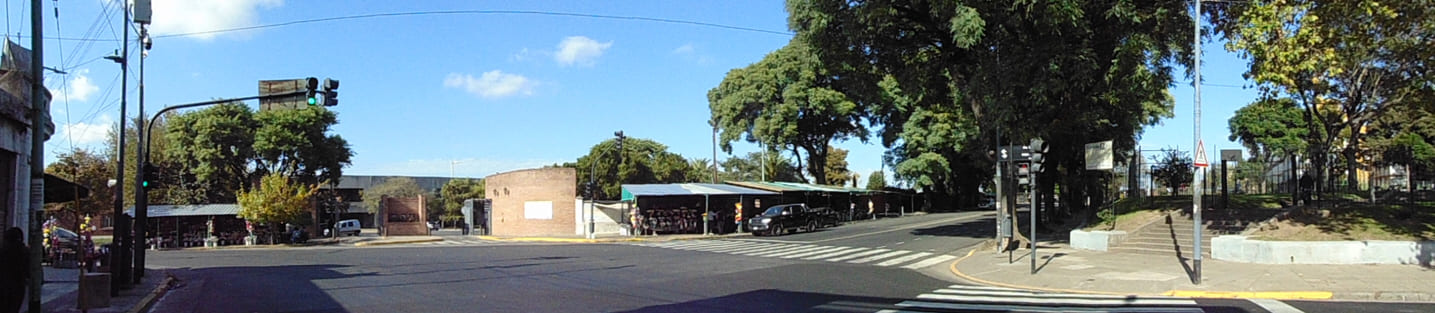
left=30, top=267, right=172, bottom=313
left=951, top=242, right=1435, bottom=302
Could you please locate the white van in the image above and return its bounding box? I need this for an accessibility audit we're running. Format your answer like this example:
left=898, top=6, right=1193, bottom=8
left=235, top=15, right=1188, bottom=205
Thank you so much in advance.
left=335, top=219, right=361, bottom=236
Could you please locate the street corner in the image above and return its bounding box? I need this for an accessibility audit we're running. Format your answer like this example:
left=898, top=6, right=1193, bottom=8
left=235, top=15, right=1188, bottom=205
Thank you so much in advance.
left=1163, top=290, right=1334, bottom=300
left=353, top=237, right=444, bottom=246
left=946, top=248, right=1144, bottom=297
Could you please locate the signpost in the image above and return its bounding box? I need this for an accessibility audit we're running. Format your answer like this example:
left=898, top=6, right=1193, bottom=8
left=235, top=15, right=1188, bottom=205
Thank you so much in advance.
left=1221, top=149, right=1242, bottom=211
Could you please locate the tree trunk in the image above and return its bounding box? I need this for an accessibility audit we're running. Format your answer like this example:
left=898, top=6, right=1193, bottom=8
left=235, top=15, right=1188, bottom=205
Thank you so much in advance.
left=1345, top=144, right=1359, bottom=193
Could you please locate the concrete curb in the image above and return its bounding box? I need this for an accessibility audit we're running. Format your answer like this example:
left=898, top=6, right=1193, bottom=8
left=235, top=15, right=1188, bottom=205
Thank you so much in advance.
left=354, top=238, right=444, bottom=246
left=126, top=274, right=176, bottom=313
left=947, top=248, right=1335, bottom=300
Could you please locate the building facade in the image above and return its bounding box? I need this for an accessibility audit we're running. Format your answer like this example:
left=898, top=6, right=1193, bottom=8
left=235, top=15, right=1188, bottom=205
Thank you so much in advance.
left=485, top=167, right=576, bottom=237
left=0, top=40, right=52, bottom=239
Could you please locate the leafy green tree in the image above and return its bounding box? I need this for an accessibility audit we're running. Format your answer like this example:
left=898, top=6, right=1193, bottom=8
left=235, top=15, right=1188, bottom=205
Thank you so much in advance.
left=236, top=173, right=318, bottom=235
left=719, top=150, right=804, bottom=182
left=1150, top=149, right=1194, bottom=195
left=1228, top=97, right=1310, bottom=161
left=439, top=179, right=485, bottom=223
left=567, top=137, right=695, bottom=199
left=107, top=114, right=186, bottom=205
left=164, top=103, right=257, bottom=203
left=866, top=170, right=887, bottom=191
left=45, top=147, right=114, bottom=218
left=254, top=107, right=353, bottom=186
left=824, top=146, right=852, bottom=186
left=687, top=158, right=715, bottom=183
left=361, top=177, right=428, bottom=214
left=708, top=41, right=868, bottom=185
left=1211, top=0, right=1435, bottom=191
left=787, top=0, right=1192, bottom=217
left=1366, top=106, right=1435, bottom=194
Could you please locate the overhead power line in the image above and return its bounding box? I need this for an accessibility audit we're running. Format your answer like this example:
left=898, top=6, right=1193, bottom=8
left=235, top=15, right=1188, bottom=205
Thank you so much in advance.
left=25, top=9, right=795, bottom=42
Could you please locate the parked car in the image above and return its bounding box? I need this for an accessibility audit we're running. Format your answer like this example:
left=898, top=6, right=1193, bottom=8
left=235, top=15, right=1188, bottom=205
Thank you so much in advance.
left=748, top=203, right=838, bottom=236
left=335, top=219, right=361, bottom=236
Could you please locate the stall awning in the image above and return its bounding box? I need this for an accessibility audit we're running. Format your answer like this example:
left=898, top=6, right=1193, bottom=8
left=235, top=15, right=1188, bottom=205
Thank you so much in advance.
left=620, top=183, right=778, bottom=201
left=725, top=181, right=875, bottom=194
left=125, top=204, right=241, bottom=218
left=43, top=174, right=90, bottom=203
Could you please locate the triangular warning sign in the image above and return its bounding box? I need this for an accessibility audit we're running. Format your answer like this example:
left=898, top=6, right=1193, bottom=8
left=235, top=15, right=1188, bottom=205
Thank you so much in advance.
left=1193, top=140, right=1209, bottom=167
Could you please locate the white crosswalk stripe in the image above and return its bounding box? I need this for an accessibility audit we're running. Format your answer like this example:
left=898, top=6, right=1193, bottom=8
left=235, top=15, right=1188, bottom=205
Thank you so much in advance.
left=406, top=238, right=501, bottom=246
left=630, top=239, right=959, bottom=270
left=876, top=285, right=1205, bottom=313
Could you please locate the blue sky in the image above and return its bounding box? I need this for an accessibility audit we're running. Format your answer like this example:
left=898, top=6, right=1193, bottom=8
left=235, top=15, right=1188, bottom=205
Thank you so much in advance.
left=24, top=1, right=1255, bottom=186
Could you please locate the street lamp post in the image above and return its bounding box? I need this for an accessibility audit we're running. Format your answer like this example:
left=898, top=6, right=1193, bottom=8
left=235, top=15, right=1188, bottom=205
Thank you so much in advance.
left=103, top=0, right=132, bottom=293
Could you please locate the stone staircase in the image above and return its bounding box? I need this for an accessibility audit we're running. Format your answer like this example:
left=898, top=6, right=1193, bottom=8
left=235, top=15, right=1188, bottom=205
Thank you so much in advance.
left=1109, top=210, right=1256, bottom=258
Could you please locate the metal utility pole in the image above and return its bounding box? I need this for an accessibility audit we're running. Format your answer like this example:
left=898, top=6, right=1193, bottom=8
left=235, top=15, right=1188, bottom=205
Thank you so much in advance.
left=28, top=0, right=47, bottom=310
left=1191, top=0, right=1205, bottom=285
left=1030, top=170, right=1038, bottom=274
left=132, top=23, right=150, bottom=283
left=106, top=0, right=132, bottom=294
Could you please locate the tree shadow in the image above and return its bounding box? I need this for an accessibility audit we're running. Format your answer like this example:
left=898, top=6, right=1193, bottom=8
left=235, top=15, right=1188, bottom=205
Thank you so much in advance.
left=145, top=264, right=372, bottom=313
left=908, top=217, right=993, bottom=239
left=614, top=289, right=910, bottom=313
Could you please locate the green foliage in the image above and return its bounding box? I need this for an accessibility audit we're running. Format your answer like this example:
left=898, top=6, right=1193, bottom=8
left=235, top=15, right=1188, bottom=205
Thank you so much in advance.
left=361, top=177, right=428, bottom=214
left=708, top=41, right=868, bottom=185
left=1149, top=149, right=1193, bottom=195
left=45, top=147, right=114, bottom=217
left=866, top=170, right=887, bottom=191
left=439, top=179, right=485, bottom=218
left=1228, top=97, right=1309, bottom=160
left=254, top=107, right=353, bottom=185
left=236, top=173, right=317, bottom=226
left=719, top=150, right=805, bottom=182
left=571, top=137, right=696, bottom=199
left=824, top=146, right=852, bottom=186
left=687, top=158, right=715, bottom=183
left=165, top=103, right=257, bottom=203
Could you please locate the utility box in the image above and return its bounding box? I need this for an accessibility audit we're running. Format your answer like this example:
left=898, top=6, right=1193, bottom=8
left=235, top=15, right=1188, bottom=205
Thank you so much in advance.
left=78, top=272, right=111, bottom=309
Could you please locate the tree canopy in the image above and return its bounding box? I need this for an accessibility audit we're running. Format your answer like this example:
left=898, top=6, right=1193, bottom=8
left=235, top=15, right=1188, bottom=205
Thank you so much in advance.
left=45, top=147, right=113, bottom=218
left=439, top=179, right=485, bottom=222
left=361, top=177, right=428, bottom=214
left=866, top=170, right=887, bottom=191
left=165, top=105, right=353, bottom=204
left=236, top=173, right=318, bottom=226
left=566, top=137, right=698, bottom=199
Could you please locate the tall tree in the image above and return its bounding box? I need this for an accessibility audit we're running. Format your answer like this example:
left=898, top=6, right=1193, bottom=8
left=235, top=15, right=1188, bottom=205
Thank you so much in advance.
left=439, top=179, right=485, bottom=222
left=719, top=150, right=805, bottom=182
left=1366, top=105, right=1435, bottom=193
left=1150, top=149, right=1194, bottom=195
left=164, top=103, right=257, bottom=203
left=824, top=146, right=852, bottom=186
left=1228, top=97, right=1310, bottom=163
left=1211, top=0, right=1435, bottom=191
left=866, top=170, right=887, bottom=191
left=708, top=41, right=869, bottom=185
left=45, top=147, right=114, bottom=219
left=109, top=114, right=182, bottom=206
left=568, top=137, right=695, bottom=199
left=361, top=177, right=429, bottom=214
left=787, top=0, right=1193, bottom=217
left=254, top=107, right=353, bottom=186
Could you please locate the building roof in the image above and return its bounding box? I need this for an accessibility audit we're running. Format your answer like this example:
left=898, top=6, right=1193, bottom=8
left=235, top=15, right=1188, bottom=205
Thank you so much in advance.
left=620, top=183, right=778, bottom=201
left=125, top=204, right=241, bottom=218
left=724, top=181, right=875, bottom=194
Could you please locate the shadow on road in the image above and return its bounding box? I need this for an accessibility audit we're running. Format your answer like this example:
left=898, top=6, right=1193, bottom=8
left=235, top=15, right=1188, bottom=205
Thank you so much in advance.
left=909, top=218, right=993, bottom=238
left=156, top=264, right=367, bottom=313
left=615, top=289, right=910, bottom=313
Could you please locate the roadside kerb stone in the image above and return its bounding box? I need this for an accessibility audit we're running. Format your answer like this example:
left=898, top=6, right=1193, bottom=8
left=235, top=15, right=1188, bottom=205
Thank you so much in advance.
left=126, top=274, right=177, bottom=313
left=354, top=237, right=444, bottom=246
left=1213, top=235, right=1435, bottom=265
left=1069, top=230, right=1126, bottom=251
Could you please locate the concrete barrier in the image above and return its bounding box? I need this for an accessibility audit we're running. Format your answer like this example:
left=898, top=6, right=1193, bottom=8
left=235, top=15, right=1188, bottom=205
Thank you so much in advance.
left=1070, top=230, right=1127, bottom=252
left=1212, top=235, right=1435, bottom=265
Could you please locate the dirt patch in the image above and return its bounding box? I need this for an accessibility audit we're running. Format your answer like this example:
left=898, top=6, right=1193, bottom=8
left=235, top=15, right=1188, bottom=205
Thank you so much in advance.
left=1248, top=203, right=1435, bottom=241
left=1086, top=209, right=1171, bottom=233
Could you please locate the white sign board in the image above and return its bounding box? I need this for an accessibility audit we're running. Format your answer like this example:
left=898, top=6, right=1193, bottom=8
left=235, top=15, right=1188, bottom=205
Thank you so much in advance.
left=524, top=201, right=553, bottom=220
left=1085, top=140, right=1114, bottom=170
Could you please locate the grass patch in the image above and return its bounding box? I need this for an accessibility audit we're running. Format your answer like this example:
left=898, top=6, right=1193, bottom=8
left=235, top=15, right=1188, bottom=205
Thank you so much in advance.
left=1085, top=196, right=1182, bottom=232
left=1250, top=202, right=1435, bottom=241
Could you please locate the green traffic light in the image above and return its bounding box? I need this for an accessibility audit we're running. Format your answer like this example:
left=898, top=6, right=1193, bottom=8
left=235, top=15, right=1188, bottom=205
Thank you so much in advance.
left=143, top=181, right=150, bottom=188
left=307, top=97, right=318, bottom=106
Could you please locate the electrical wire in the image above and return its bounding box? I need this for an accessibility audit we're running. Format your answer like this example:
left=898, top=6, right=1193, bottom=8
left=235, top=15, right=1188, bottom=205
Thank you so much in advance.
left=52, top=0, right=75, bottom=154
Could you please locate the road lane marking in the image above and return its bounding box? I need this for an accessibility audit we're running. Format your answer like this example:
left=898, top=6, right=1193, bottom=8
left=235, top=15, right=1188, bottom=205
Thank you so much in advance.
left=823, top=248, right=890, bottom=262
left=900, top=255, right=957, bottom=269
left=848, top=250, right=911, bottom=264
left=914, top=293, right=1197, bottom=306
left=752, top=245, right=831, bottom=258
left=734, top=244, right=803, bottom=256
left=801, top=247, right=868, bottom=260
left=779, top=246, right=850, bottom=259
left=1249, top=298, right=1305, bottom=313
left=895, top=301, right=1204, bottom=313
left=874, top=252, right=933, bottom=267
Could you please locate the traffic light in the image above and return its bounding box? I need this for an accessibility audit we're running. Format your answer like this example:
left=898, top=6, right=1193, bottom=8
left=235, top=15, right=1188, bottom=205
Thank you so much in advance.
left=1029, top=139, right=1049, bottom=172
left=321, top=78, right=339, bottom=107
left=304, top=77, right=319, bottom=106
left=142, top=163, right=160, bottom=189
left=614, top=131, right=626, bottom=152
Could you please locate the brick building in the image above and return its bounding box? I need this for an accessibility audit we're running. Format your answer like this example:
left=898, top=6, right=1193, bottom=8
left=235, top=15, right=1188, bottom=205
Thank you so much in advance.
left=484, top=167, right=576, bottom=237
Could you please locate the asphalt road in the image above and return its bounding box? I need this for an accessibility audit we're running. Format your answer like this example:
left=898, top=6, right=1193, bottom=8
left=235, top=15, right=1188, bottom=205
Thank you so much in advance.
left=140, top=212, right=1432, bottom=313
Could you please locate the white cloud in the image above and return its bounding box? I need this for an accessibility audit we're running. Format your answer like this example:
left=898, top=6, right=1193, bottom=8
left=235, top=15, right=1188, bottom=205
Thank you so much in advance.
left=554, top=36, right=612, bottom=67
left=347, top=158, right=563, bottom=178
left=443, top=71, right=536, bottom=98
left=51, top=71, right=99, bottom=102
left=672, top=44, right=695, bottom=54
left=148, top=0, right=284, bottom=40
left=671, top=43, right=713, bottom=65
left=59, top=117, right=112, bottom=145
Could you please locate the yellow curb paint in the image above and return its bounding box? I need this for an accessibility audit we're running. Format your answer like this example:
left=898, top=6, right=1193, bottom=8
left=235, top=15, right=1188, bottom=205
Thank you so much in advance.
left=354, top=238, right=444, bottom=247
left=1162, top=290, right=1333, bottom=300
left=947, top=248, right=1148, bottom=297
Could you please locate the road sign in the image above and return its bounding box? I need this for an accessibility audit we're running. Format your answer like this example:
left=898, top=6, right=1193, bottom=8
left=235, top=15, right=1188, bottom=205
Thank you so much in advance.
left=1193, top=140, right=1208, bottom=167
left=1220, top=149, right=1242, bottom=162
left=1085, top=140, right=1114, bottom=170
left=258, top=79, right=311, bottom=111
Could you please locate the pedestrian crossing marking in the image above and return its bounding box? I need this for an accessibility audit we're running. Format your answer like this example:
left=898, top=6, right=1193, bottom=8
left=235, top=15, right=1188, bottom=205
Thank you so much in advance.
left=631, top=239, right=961, bottom=270
left=874, top=252, right=932, bottom=267
left=878, top=285, right=1207, bottom=313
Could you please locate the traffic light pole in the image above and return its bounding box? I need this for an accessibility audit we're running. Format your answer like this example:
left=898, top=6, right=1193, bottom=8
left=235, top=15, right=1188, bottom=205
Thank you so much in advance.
left=133, top=25, right=149, bottom=282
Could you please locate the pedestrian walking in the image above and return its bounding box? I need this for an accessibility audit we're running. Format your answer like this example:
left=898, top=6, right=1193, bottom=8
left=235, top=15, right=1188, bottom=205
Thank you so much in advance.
left=1, top=227, right=31, bottom=313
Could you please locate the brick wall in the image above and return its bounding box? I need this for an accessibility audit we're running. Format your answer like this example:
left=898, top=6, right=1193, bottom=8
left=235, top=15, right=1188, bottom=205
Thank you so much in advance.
left=485, top=168, right=576, bottom=237
left=382, top=195, right=428, bottom=236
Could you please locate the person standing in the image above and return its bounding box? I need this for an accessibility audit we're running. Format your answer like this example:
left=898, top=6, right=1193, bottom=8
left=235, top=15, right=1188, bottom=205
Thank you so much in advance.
left=1, top=227, right=31, bottom=313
